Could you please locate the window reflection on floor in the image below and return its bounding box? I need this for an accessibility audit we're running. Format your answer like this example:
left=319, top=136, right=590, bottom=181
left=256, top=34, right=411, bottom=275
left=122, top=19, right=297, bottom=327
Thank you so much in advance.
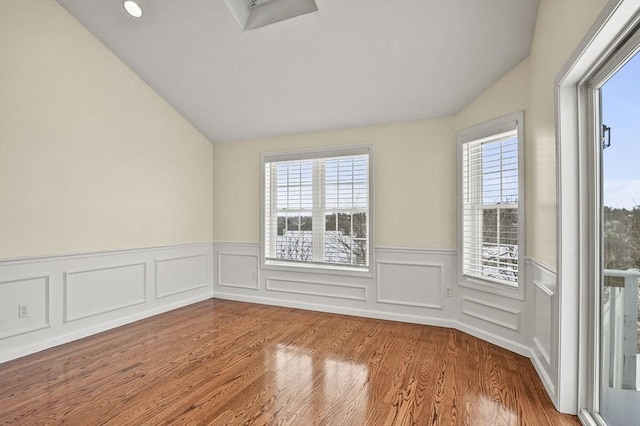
left=270, top=343, right=369, bottom=423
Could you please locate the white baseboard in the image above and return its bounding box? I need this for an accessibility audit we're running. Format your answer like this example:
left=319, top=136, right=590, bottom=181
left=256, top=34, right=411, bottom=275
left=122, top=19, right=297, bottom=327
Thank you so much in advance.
left=213, top=291, right=457, bottom=329
left=212, top=243, right=560, bottom=410
left=455, top=320, right=531, bottom=358
left=530, top=346, right=557, bottom=401
left=0, top=293, right=211, bottom=363
left=0, top=243, right=214, bottom=363
left=214, top=291, right=531, bottom=357
left=1, top=241, right=560, bottom=416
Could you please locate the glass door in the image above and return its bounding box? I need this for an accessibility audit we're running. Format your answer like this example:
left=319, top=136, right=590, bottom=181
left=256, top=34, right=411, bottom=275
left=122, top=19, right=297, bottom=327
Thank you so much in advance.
left=595, top=36, right=640, bottom=426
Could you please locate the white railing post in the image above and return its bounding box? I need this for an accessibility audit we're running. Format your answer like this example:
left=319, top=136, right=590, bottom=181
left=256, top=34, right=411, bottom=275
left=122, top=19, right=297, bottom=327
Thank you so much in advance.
left=621, top=273, right=638, bottom=389
left=604, top=269, right=640, bottom=390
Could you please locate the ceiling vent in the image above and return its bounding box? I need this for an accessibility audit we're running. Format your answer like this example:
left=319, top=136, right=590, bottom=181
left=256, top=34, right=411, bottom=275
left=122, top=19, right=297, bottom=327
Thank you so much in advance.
left=224, top=0, right=318, bottom=31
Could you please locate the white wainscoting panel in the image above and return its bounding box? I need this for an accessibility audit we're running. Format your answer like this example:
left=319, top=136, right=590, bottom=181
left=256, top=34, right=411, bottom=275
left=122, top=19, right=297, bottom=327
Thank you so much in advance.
left=527, top=258, right=557, bottom=399
left=461, top=296, right=520, bottom=332
left=0, top=243, right=213, bottom=363
left=533, top=281, right=553, bottom=365
left=64, top=263, right=147, bottom=322
left=0, top=242, right=558, bottom=410
left=376, top=260, right=443, bottom=309
left=156, top=254, right=208, bottom=299
left=266, top=277, right=367, bottom=301
left=218, top=252, right=259, bottom=290
left=213, top=244, right=456, bottom=323
left=0, top=275, right=50, bottom=339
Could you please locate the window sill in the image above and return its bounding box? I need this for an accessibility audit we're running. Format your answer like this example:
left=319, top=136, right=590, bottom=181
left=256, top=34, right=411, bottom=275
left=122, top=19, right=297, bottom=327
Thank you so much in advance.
left=263, top=260, right=373, bottom=278
left=458, top=275, right=524, bottom=300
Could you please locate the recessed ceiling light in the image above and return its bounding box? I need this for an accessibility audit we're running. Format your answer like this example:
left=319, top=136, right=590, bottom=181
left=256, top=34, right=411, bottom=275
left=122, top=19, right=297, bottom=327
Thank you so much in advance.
left=123, top=0, right=142, bottom=18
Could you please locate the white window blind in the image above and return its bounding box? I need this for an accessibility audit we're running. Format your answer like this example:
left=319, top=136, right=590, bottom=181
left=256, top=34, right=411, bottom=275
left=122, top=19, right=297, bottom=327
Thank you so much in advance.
left=264, top=150, right=370, bottom=268
left=462, top=129, right=520, bottom=286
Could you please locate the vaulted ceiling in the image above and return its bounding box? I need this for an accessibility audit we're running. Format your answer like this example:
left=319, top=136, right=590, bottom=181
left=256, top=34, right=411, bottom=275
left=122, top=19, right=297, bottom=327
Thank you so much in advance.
left=57, top=0, right=539, bottom=143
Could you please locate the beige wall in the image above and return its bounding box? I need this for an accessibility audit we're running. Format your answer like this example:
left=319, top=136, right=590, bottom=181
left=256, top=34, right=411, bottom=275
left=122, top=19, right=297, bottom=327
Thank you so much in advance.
left=453, top=0, right=608, bottom=268
left=0, top=0, right=214, bottom=259
left=214, top=118, right=456, bottom=249
left=454, top=57, right=530, bottom=132
left=0, top=0, right=610, bottom=264
left=213, top=0, right=610, bottom=255
left=525, top=0, right=607, bottom=267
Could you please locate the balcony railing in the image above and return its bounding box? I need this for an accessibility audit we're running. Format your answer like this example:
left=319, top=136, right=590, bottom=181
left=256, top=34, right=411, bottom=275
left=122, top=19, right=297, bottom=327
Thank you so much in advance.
left=602, top=268, right=640, bottom=390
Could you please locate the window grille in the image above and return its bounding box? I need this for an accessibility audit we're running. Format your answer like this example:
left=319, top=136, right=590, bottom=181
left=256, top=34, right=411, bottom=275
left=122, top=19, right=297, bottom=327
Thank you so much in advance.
left=264, top=149, right=370, bottom=268
left=462, top=128, right=520, bottom=286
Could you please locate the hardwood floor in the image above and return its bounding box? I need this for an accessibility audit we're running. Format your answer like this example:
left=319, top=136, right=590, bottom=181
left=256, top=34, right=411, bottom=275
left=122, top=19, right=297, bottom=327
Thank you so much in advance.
left=0, top=299, right=578, bottom=425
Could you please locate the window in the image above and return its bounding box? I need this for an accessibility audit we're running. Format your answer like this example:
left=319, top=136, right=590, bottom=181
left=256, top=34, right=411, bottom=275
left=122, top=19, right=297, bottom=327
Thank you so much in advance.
left=262, top=146, right=372, bottom=271
left=458, top=111, right=524, bottom=292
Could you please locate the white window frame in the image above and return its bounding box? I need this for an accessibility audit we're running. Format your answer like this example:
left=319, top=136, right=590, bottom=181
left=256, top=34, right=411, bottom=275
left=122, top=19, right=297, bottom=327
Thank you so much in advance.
left=260, top=145, right=374, bottom=277
left=457, top=111, right=525, bottom=300
left=555, top=0, right=640, bottom=419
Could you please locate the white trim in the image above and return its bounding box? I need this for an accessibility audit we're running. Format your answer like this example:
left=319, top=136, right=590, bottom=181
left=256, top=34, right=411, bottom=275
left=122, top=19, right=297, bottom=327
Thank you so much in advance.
left=374, top=246, right=456, bottom=256
left=555, top=0, right=640, bottom=415
left=260, top=143, right=375, bottom=277
left=62, top=262, right=148, bottom=322
left=578, top=409, right=608, bottom=426
left=0, top=274, right=51, bottom=339
left=217, top=252, right=260, bottom=290
left=214, top=242, right=531, bottom=360
left=155, top=254, right=209, bottom=299
left=265, top=276, right=367, bottom=301
left=461, top=296, right=521, bottom=332
left=533, top=336, right=552, bottom=366
left=375, top=260, right=444, bottom=309
left=531, top=345, right=557, bottom=395
left=0, top=243, right=214, bottom=363
left=212, top=241, right=260, bottom=247
left=525, top=256, right=556, bottom=276
left=534, top=279, right=555, bottom=297
left=456, top=111, right=526, bottom=301
left=0, top=242, right=213, bottom=265
left=454, top=318, right=531, bottom=358
left=261, top=260, right=374, bottom=278
left=0, top=293, right=211, bottom=364
left=213, top=291, right=455, bottom=327
left=213, top=290, right=532, bottom=357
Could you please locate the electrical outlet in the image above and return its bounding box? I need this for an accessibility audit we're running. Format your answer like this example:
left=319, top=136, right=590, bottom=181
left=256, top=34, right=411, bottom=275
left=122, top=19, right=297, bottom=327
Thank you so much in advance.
left=444, top=287, right=453, bottom=297
left=18, top=304, right=29, bottom=318
left=251, top=272, right=257, bottom=280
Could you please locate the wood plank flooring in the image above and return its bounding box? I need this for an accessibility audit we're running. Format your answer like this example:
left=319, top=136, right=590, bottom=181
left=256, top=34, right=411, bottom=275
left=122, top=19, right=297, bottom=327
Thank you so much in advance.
left=0, top=299, right=578, bottom=425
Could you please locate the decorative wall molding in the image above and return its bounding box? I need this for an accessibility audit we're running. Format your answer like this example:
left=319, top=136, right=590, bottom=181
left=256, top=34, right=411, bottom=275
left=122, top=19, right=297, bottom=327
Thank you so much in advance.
left=374, top=246, right=456, bottom=256
left=461, top=296, right=521, bottom=332
left=266, top=277, right=367, bottom=301
left=526, top=257, right=557, bottom=404
left=455, top=319, right=531, bottom=358
left=531, top=343, right=557, bottom=395
left=376, top=260, right=443, bottom=309
left=1, top=242, right=557, bottom=411
left=155, top=254, right=208, bottom=299
left=533, top=336, right=552, bottom=365
left=212, top=244, right=554, bottom=401
left=213, top=291, right=456, bottom=330
left=534, top=279, right=555, bottom=296
left=0, top=243, right=214, bottom=363
left=0, top=274, right=51, bottom=339
left=217, top=252, right=259, bottom=290
left=63, top=262, right=147, bottom=322
left=0, top=242, right=213, bottom=264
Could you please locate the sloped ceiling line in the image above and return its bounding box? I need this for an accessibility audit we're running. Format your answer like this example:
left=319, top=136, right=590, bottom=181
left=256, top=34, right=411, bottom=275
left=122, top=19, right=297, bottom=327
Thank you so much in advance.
left=57, top=0, right=539, bottom=143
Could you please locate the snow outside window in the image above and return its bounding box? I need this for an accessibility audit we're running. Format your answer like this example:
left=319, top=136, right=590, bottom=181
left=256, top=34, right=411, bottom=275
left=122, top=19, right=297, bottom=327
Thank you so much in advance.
left=263, top=147, right=371, bottom=270
left=458, top=112, right=524, bottom=289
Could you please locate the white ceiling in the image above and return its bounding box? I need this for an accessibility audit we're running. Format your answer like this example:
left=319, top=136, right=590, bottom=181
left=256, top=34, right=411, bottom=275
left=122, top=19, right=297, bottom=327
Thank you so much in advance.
left=57, top=0, right=539, bottom=143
